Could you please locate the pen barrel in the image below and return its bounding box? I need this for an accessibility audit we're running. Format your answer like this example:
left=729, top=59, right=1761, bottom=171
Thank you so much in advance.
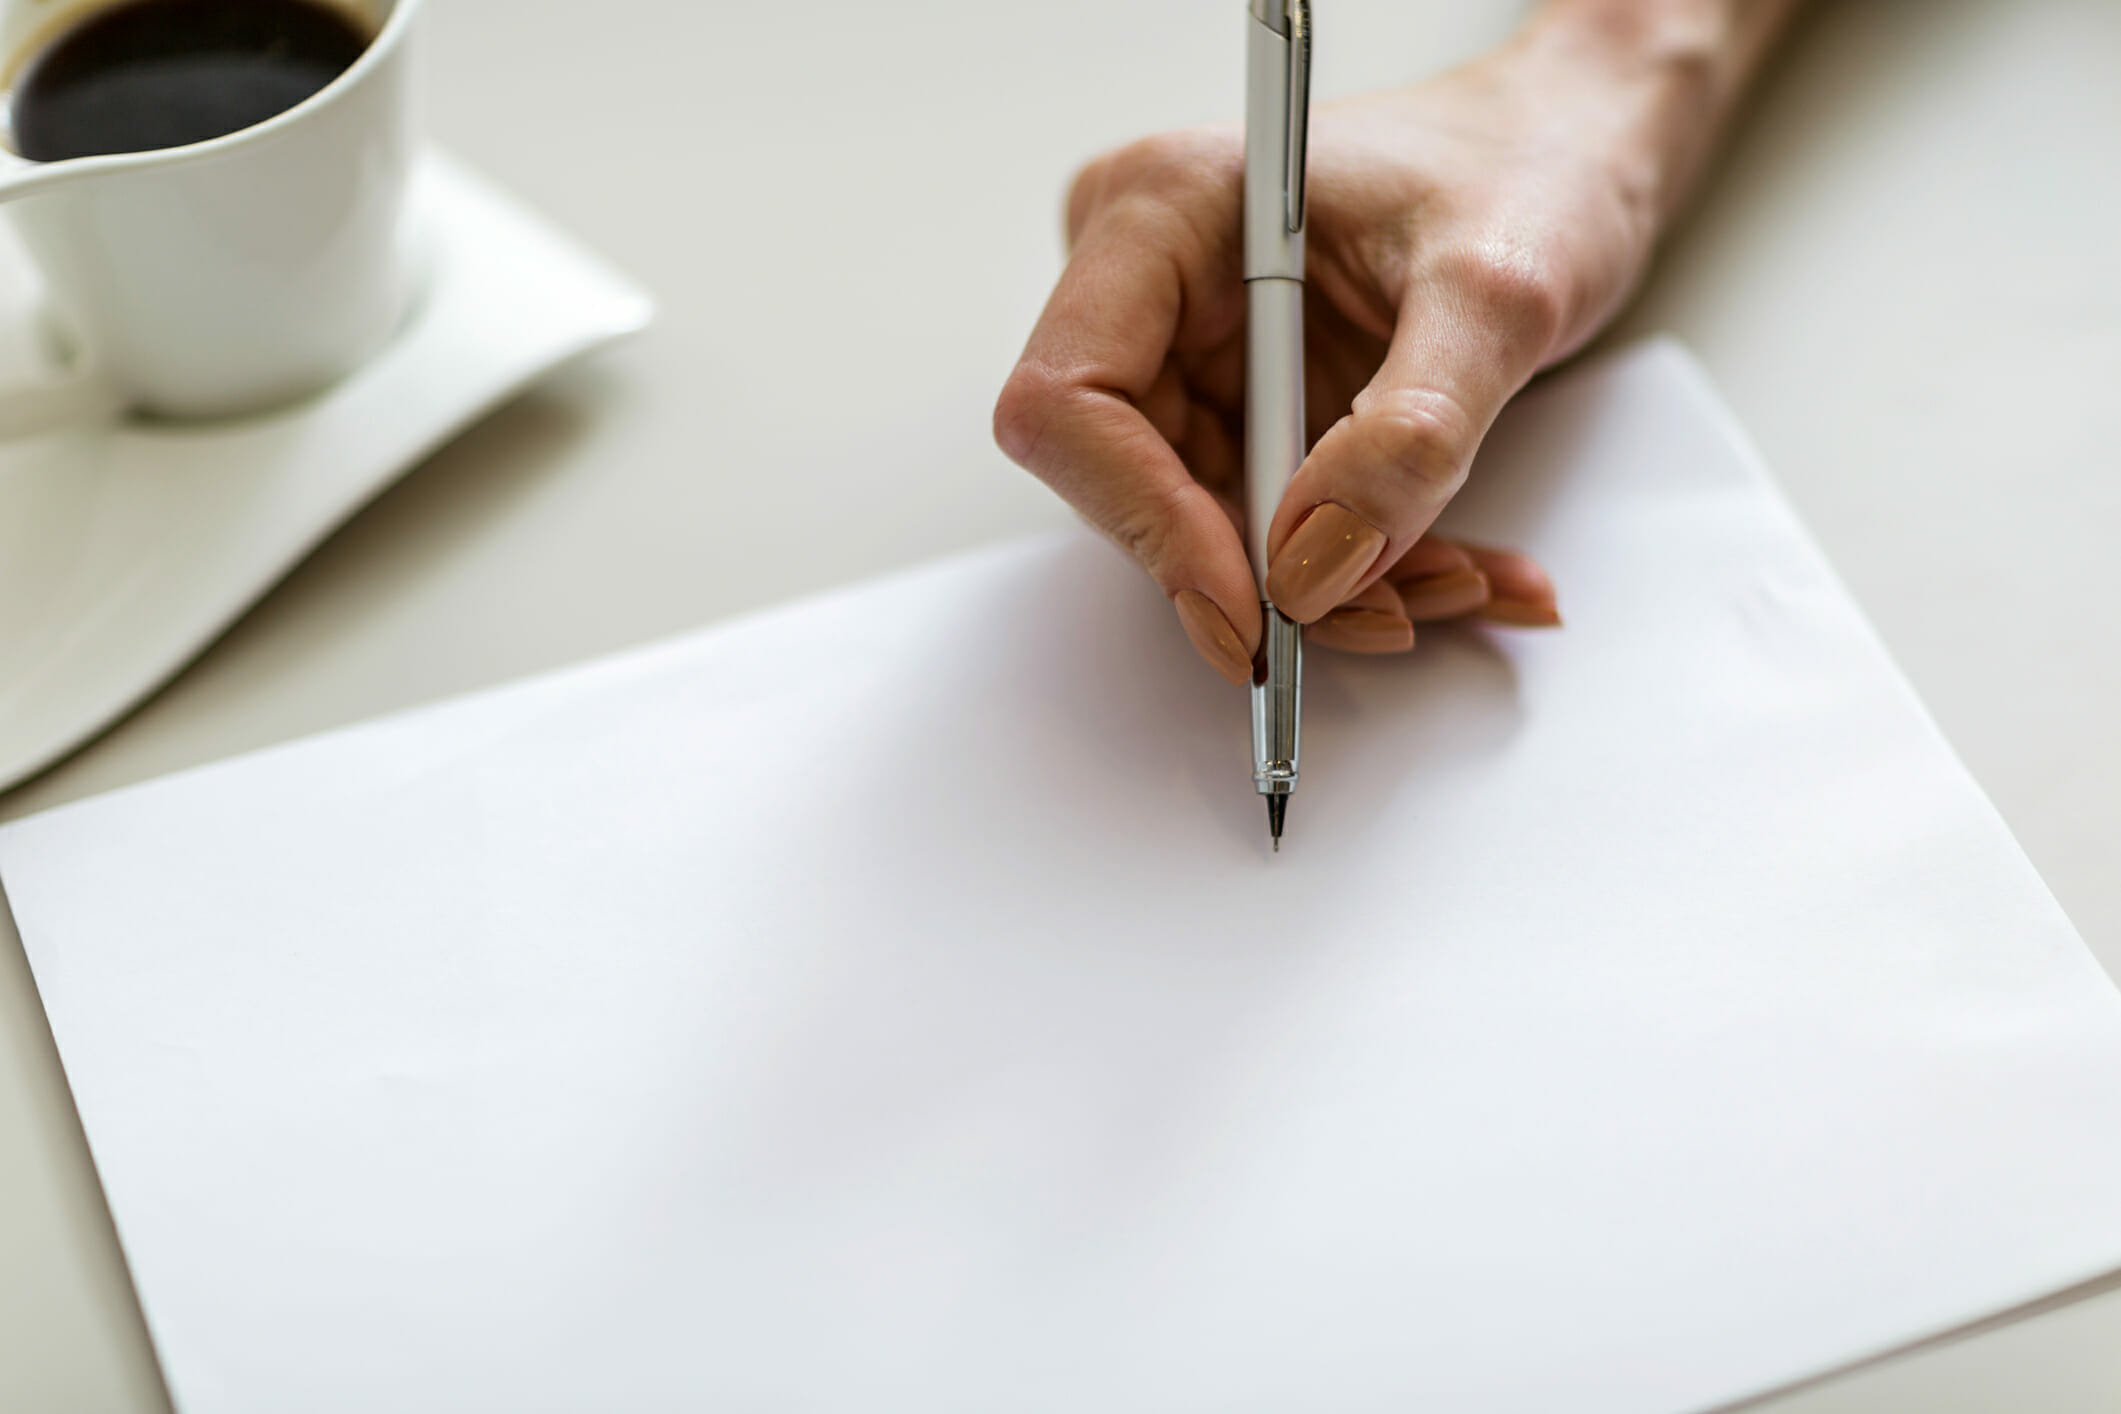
left=1244, top=276, right=1305, bottom=580
left=1244, top=281, right=1304, bottom=796
left=1251, top=607, right=1302, bottom=794
left=1245, top=0, right=1308, bottom=806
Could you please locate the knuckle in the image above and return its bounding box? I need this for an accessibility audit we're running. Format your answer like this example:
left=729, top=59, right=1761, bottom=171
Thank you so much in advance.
left=1451, top=239, right=1570, bottom=357
left=1109, top=511, right=1171, bottom=578
left=1109, top=130, right=1208, bottom=185
left=1062, top=129, right=1243, bottom=274
left=1349, top=388, right=1477, bottom=495
left=1068, top=133, right=1212, bottom=244
left=992, top=361, right=1061, bottom=467
left=1064, top=155, right=1113, bottom=240
left=1067, top=152, right=1113, bottom=200
left=1110, top=132, right=1240, bottom=220
left=1105, top=476, right=1195, bottom=584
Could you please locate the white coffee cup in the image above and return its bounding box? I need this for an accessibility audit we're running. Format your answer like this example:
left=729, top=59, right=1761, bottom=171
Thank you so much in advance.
left=0, top=0, right=419, bottom=422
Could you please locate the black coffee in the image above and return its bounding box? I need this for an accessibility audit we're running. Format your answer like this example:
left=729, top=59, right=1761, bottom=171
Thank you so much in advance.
left=10, top=0, right=371, bottom=162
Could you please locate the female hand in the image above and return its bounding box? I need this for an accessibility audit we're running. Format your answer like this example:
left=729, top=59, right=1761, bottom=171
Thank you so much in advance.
left=994, top=0, right=1796, bottom=683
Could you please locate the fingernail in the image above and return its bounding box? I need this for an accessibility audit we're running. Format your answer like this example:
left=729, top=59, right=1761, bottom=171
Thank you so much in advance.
left=1397, top=568, right=1491, bottom=622
left=1480, top=597, right=1563, bottom=628
left=1309, top=606, right=1415, bottom=654
left=1265, top=503, right=1388, bottom=624
left=1173, top=589, right=1253, bottom=685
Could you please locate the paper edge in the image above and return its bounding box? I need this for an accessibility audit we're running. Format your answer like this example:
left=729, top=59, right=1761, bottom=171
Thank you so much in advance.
left=1605, top=336, right=2121, bottom=1409
left=0, top=530, right=1080, bottom=855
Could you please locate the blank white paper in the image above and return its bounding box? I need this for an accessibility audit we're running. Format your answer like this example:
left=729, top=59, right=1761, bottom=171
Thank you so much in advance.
left=7, top=340, right=2121, bottom=1414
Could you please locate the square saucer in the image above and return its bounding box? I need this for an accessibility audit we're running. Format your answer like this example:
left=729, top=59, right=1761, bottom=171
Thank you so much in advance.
left=0, top=151, right=654, bottom=792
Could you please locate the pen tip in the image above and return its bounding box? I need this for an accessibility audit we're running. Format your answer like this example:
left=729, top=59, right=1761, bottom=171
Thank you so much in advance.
left=1266, top=794, right=1287, bottom=853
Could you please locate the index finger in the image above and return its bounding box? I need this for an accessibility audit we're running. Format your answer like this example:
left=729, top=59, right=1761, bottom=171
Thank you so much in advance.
left=993, top=207, right=1262, bottom=681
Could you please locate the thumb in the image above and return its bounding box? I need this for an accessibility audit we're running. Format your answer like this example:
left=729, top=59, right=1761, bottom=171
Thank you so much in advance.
left=1263, top=285, right=1547, bottom=624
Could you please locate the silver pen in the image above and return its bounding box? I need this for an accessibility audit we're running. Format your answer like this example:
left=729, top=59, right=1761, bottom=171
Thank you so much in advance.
left=1244, top=0, right=1310, bottom=851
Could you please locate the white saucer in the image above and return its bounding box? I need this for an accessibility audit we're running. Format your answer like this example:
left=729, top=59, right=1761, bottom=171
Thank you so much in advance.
left=0, top=151, right=654, bottom=793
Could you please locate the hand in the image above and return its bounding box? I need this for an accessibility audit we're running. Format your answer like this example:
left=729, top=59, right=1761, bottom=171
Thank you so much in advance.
left=994, top=0, right=1793, bottom=683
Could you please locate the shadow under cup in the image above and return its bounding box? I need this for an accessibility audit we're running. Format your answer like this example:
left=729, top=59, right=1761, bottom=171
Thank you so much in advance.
left=0, top=0, right=418, bottom=422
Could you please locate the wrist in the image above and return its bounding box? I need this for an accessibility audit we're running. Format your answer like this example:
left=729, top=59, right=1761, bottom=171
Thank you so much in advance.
left=1506, top=0, right=1800, bottom=232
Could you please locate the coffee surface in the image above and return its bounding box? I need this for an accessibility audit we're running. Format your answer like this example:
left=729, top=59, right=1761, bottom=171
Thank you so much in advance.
left=10, top=0, right=370, bottom=162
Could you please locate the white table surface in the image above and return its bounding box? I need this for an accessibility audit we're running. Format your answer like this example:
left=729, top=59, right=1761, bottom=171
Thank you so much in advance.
left=3, top=0, right=2117, bottom=1408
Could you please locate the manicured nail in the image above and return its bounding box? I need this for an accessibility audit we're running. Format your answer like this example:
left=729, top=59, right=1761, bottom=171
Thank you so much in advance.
left=1173, top=589, right=1253, bottom=685
left=1265, top=503, right=1388, bottom=624
left=1480, top=597, right=1563, bottom=628
left=1397, top=568, right=1490, bottom=622
left=1309, top=606, right=1415, bottom=655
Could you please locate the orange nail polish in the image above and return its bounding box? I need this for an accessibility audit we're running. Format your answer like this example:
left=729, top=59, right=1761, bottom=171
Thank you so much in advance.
left=1173, top=590, right=1254, bottom=684
left=1310, top=606, right=1416, bottom=654
left=1398, top=568, right=1490, bottom=622
left=1265, top=503, right=1388, bottom=624
left=1479, top=597, right=1563, bottom=628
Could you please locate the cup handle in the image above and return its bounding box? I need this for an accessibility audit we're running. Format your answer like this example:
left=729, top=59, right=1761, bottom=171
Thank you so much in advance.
left=0, top=359, right=118, bottom=439
left=0, top=156, right=123, bottom=437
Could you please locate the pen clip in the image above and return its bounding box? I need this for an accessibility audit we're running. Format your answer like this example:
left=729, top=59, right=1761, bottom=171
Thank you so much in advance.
left=1283, top=0, right=1310, bottom=234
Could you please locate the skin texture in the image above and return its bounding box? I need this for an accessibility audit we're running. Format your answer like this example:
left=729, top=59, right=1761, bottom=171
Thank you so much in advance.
left=995, top=0, right=1800, bottom=684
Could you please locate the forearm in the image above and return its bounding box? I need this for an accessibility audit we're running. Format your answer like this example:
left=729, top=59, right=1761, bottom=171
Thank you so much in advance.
left=1509, top=0, right=1806, bottom=231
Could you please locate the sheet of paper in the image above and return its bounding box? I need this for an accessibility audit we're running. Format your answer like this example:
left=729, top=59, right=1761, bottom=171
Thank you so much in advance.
left=7, top=340, right=2121, bottom=1414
